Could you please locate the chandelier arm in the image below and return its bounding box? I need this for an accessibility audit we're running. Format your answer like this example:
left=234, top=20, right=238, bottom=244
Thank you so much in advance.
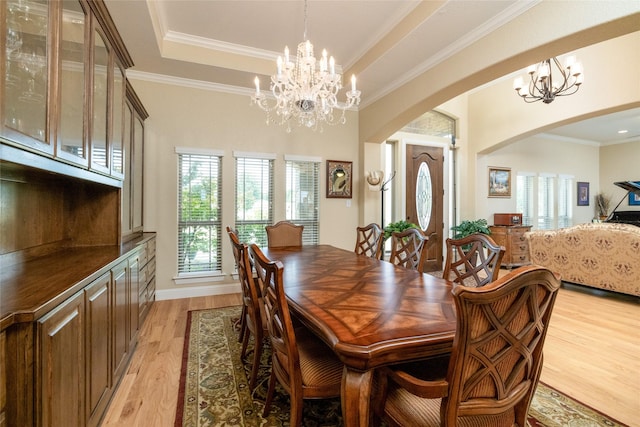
left=514, top=55, right=583, bottom=104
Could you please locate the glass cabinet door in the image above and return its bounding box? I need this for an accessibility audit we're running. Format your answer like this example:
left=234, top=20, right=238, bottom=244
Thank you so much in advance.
left=91, top=28, right=109, bottom=173
left=111, top=62, right=125, bottom=178
left=132, top=115, right=144, bottom=231
left=121, top=102, right=133, bottom=236
left=2, top=0, right=51, bottom=153
left=57, top=0, right=88, bottom=166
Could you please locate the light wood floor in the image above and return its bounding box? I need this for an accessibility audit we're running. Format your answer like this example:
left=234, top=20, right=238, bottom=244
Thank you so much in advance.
left=102, top=286, right=640, bottom=427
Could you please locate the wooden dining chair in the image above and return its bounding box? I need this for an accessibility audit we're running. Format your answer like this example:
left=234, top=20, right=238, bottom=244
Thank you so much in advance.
left=374, top=265, right=561, bottom=427
left=265, top=220, right=304, bottom=247
left=354, top=223, right=384, bottom=259
left=249, top=244, right=343, bottom=426
left=227, top=228, right=266, bottom=390
left=388, top=228, right=432, bottom=273
left=226, top=226, right=247, bottom=343
left=443, top=233, right=505, bottom=287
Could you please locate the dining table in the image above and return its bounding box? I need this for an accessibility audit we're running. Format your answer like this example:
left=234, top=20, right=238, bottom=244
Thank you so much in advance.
left=262, top=244, right=457, bottom=427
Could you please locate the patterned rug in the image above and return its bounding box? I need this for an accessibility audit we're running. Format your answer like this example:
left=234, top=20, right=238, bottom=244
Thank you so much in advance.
left=175, top=306, right=628, bottom=427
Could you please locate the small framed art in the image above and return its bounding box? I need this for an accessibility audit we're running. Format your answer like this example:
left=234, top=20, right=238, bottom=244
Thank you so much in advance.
left=327, top=160, right=352, bottom=199
left=488, top=167, right=511, bottom=198
left=577, top=182, right=589, bottom=206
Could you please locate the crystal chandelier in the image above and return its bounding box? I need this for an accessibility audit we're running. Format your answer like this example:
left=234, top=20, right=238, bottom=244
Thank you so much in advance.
left=513, top=56, right=583, bottom=104
left=251, top=0, right=361, bottom=132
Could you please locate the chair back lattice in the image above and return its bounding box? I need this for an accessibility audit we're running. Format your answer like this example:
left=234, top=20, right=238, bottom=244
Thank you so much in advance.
left=266, top=221, right=304, bottom=248
left=228, top=228, right=265, bottom=389
left=354, top=223, right=384, bottom=259
left=226, top=226, right=241, bottom=266
left=389, top=228, right=430, bottom=273
left=442, top=266, right=560, bottom=425
left=250, top=244, right=299, bottom=386
left=443, top=233, right=505, bottom=287
left=229, top=234, right=261, bottom=331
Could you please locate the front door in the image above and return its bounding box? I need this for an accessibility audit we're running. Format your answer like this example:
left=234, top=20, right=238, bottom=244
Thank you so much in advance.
left=406, top=145, right=444, bottom=272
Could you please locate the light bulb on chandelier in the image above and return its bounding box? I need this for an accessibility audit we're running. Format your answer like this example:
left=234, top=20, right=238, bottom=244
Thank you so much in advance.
left=513, top=56, right=583, bottom=104
left=251, top=0, right=361, bottom=132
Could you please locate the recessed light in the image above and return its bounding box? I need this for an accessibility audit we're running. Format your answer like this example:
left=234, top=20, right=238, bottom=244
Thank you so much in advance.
left=618, top=130, right=628, bottom=134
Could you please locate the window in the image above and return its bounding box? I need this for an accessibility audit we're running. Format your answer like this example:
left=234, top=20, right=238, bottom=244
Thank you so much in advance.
left=537, top=174, right=555, bottom=230
left=516, top=173, right=535, bottom=226
left=557, top=175, right=573, bottom=228
left=285, top=155, right=320, bottom=245
left=177, top=148, right=223, bottom=274
left=517, top=173, right=574, bottom=230
left=235, top=152, right=275, bottom=246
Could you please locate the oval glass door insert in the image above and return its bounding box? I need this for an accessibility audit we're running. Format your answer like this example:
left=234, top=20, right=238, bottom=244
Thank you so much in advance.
left=416, top=161, right=433, bottom=230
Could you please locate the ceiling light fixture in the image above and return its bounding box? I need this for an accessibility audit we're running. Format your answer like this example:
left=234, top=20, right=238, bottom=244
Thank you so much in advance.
left=513, top=56, right=583, bottom=104
left=251, top=0, right=360, bottom=132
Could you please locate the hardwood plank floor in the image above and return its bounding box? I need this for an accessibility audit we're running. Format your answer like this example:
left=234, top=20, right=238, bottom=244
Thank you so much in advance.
left=101, top=286, right=639, bottom=427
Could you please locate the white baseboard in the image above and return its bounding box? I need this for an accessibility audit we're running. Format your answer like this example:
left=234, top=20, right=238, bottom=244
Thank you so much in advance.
left=156, top=283, right=241, bottom=301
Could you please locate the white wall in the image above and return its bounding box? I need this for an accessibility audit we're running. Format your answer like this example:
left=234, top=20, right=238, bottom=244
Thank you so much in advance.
left=476, top=136, right=600, bottom=227
left=133, top=78, right=359, bottom=293
left=600, top=141, right=640, bottom=212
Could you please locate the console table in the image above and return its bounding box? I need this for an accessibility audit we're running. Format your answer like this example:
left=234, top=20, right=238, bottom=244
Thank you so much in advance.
left=489, top=225, right=532, bottom=269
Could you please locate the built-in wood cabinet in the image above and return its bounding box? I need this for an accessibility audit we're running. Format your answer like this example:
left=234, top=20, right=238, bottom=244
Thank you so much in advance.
left=37, top=290, right=86, bottom=427
left=489, top=225, right=533, bottom=269
left=0, top=2, right=152, bottom=425
left=1, top=236, right=155, bottom=427
left=111, top=259, right=129, bottom=383
left=0, top=330, right=6, bottom=427
left=84, top=272, right=111, bottom=427
left=138, top=237, right=156, bottom=324
left=1, top=0, right=134, bottom=181
left=122, top=81, right=149, bottom=239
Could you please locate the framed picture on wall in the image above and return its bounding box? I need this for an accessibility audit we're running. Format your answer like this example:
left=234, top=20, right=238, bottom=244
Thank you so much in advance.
left=326, top=160, right=352, bottom=199
left=577, top=182, right=589, bottom=206
left=488, top=167, right=511, bottom=198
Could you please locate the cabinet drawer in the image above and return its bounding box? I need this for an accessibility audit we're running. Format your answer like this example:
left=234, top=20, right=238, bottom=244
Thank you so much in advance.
left=139, top=265, right=148, bottom=294
left=138, top=243, right=149, bottom=267
left=510, top=252, right=531, bottom=265
left=146, top=258, right=156, bottom=283
left=146, top=238, right=156, bottom=259
left=510, top=240, right=529, bottom=255
left=146, top=276, right=156, bottom=302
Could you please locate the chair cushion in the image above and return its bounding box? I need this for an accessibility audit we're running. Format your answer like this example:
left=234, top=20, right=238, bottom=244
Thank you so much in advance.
left=384, top=384, right=516, bottom=427
left=297, top=331, right=344, bottom=388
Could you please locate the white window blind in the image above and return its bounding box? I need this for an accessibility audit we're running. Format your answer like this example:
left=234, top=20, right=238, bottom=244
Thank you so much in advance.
left=558, top=175, right=573, bottom=228
left=285, top=157, right=320, bottom=245
left=235, top=155, right=274, bottom=246
left=177, top=152, right=223, bottom=274
left=516, top=173, right=535, bottom=226
left=538, top=175, right=555, bottom=230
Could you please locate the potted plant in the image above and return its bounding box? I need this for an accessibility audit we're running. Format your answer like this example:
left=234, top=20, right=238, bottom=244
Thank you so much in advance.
left=383, top=220, right=419, bottom=241
left=450, top=218, right=491, bottom=239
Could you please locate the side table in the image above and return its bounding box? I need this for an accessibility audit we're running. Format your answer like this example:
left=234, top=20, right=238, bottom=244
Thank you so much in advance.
left=489, top=225, right=532, bottom=269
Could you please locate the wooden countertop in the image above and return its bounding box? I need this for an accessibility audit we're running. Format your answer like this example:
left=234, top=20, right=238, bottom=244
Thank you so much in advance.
left=0, top=233, right=155, bottom=331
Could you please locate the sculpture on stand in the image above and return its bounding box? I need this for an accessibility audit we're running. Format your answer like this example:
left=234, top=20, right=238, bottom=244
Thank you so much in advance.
left=366, top=170, right=396, bottom=228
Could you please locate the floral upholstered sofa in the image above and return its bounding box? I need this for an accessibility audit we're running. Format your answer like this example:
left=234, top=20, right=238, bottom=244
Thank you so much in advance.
left=525, top=223, right=640, bottom=296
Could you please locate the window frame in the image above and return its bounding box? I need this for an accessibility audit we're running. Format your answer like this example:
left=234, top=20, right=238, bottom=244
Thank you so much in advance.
left=234, top=151, right=276, bottom=247
left=285, top=154, right=321, bottom=245
left=176, top=147, right=224, bottom=277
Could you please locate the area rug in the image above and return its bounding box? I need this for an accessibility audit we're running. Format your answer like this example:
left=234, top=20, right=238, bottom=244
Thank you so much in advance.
left=175, top=306, right=628, bottom=427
